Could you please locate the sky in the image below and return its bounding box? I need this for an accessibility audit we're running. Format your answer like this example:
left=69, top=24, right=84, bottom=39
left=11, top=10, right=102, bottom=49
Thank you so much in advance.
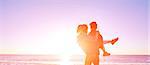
left=148, top=0, right=150, bottom=55
left=0, top=0, right=148, bottom=55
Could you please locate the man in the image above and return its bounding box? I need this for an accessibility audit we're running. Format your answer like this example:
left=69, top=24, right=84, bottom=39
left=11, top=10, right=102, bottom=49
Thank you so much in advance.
left=88, top=21, right=119, bottom=55
left=88, top=22, right=111, bottom=56
left=78, top=22, right=118, bottom=65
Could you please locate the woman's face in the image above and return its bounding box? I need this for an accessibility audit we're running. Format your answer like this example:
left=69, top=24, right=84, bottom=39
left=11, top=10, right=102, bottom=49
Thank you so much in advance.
left=82, top=25, right=88, bottom=34
left=83, top=27, right=88, bottom=34
left=77, top=25, right=88, bottom=34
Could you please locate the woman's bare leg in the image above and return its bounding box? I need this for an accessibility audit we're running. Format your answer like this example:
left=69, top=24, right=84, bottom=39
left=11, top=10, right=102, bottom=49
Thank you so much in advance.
left=103, top=40, right=112, bottom=44
left=99, top=42, right=110, bottom=56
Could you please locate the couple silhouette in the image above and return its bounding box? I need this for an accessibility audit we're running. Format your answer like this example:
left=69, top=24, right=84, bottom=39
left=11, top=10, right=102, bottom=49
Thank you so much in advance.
left=77, top=22, right=118, bottom=65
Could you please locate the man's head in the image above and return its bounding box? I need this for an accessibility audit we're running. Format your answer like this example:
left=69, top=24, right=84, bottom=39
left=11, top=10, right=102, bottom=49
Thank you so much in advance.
left=90, top=21, right=97, bottom=31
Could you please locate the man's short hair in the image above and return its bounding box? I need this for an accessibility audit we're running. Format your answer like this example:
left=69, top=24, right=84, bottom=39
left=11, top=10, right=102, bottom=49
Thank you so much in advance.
left=90, top=21, right=97, bottom=25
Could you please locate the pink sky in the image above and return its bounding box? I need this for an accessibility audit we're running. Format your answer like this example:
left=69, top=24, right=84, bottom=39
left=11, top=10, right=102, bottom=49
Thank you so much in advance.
left=0, top=0, right=148, bottom=55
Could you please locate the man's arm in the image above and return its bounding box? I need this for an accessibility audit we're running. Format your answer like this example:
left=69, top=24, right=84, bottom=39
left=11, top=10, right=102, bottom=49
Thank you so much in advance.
left=96, top=31, right=103, bottom=45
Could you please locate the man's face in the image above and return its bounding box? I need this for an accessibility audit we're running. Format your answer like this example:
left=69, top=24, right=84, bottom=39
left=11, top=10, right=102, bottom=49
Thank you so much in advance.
left=90, top=23, right=97, bottom=31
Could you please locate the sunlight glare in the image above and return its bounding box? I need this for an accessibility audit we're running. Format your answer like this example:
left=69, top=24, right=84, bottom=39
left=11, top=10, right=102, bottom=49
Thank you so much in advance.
left=60, top=54, right=71, bottom=65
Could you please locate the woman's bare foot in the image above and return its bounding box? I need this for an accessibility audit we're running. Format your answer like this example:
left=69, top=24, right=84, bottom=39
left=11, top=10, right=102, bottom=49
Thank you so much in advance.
left=111, top=37, right=119, bottom=45
left=103, top=52, right=110, bottom=56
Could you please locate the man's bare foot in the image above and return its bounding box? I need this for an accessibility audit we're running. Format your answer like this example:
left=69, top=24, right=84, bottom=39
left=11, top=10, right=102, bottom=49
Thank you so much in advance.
left=103, top=52, right=110, bottom=56
left=111, top=37, right=119, bottom=45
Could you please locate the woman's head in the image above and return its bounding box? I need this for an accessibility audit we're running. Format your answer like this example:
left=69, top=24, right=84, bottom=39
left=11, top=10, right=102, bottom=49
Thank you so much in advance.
left=77, top=24, right=88, bottom=34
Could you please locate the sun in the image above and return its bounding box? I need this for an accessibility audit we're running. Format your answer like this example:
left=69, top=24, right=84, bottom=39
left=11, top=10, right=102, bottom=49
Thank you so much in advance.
left=31, top=28, right=82, bottom=55
left=5, top=25, right=83, bottom=55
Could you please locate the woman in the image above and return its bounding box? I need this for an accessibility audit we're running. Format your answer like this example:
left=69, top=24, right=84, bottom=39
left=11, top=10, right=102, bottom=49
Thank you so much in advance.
left=77, top=24, right=89, bottom=54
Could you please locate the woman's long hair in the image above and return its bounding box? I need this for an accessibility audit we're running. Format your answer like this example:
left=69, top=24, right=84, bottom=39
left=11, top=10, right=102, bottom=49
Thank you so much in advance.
left=77, top=24, right=88, bottom=34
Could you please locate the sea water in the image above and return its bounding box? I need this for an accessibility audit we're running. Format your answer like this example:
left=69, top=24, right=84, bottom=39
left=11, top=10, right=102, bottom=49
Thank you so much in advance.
left=0, top=54, right=149, bottom=65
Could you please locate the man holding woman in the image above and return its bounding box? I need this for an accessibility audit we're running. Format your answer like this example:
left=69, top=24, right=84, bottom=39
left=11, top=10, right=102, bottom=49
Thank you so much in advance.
left=77, top=21, right=118, bottom=65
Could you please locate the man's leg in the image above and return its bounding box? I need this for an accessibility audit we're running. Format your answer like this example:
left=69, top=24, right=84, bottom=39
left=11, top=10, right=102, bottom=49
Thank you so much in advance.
left=85, top=55, right=92, bottom=65
left=92, top=55, right=99, bottom=65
